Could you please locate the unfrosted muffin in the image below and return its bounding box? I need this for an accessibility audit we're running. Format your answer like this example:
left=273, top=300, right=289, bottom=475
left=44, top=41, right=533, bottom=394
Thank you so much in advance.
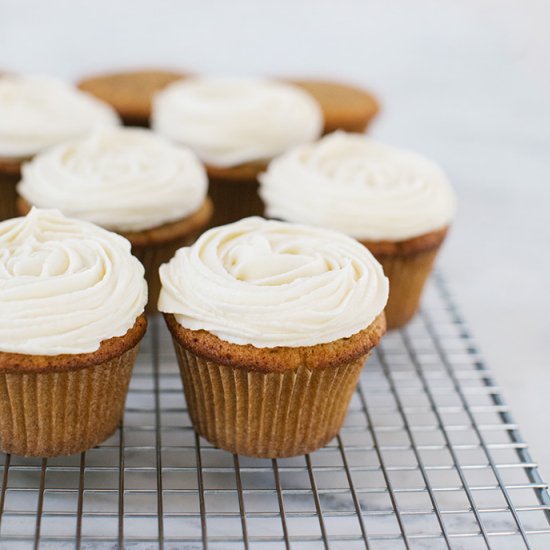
left=77, top=69, right=186, bottom=126
left=152, top=77, right=323, bottom=227
left=17, top=126, right=212, bottom=311
left=158, top=217, right=388, bottom=457
left=0, top=208, right=147, bottom=457
left=259, top=132, right=457, bottom=329
left=0, top=75, right=119, bottom=221
left=291, top=79, right=380, bottom=134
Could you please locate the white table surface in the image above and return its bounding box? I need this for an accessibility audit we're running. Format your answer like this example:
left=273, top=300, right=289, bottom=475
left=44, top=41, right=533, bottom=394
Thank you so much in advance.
left=2, top=0, right=549, bottom=482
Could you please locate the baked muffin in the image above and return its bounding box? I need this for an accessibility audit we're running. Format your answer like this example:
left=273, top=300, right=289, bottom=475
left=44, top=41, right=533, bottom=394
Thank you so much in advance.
left=77, top=69, right=185, bottom=127
left=291, top=79, right=380, bottom=134
left=259, top=132, right=457, bottom=329
left=0, top=208, right=147, bottom=457
left=0, top=75, right=119, bottom=221
left=152, top=76, right=323, bottom=227
left=17, top=126, right=212, bottom=312
left=158, top=217, right=388, bottom=457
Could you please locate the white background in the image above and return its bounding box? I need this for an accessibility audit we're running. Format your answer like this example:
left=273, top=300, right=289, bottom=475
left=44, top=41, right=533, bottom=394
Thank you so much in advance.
left=1, top=0, right=549, bottom=478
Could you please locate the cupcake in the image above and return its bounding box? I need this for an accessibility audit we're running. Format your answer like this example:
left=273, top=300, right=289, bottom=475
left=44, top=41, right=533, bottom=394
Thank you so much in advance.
left=0, top=208, right=147, bottom=457
left=259, top=132, right=457, bottom=329
left=158, top=217, right=388, bottom=458
left=291, top=79, right=380, bottom=134
left=17, top=126, right=212, bottom=312
left=152, top=76, right=323, bottom=227
left=0, top=75, right=119, bottom=221
left=77, top=69, right=186, bottom=127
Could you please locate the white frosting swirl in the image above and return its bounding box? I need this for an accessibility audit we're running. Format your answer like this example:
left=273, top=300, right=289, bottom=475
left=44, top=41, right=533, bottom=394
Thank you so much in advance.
left=0, top=208, right=147, bottom=355
left=158, top=217, right=388, bottom=348
left=0, top=75, right=119, bottom=160
left=152, top=77, right=323, bottom=167
left=18, top=127, right=209, bottom=232
left=259, top=132, right=457, bottom=241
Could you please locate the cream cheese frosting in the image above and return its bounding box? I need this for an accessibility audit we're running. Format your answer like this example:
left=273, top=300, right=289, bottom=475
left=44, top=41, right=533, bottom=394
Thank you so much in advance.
left=259, top=132, right=457, bottom=241
left=0, top=75, right=119, bottom=160
left=158, top=217, right=388, bottom=348
left=18, top=127, right=209, bottom=232
left=0, top=208, right=147, bottom=355
left=151, top=76, right=323, bottom=168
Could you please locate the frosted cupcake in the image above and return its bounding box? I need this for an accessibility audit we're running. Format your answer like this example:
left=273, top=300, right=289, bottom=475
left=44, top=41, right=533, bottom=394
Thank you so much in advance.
left=17, top=126, right=212, bottom=311
left=152, top=77, right=323, bottom=227
left=158, top=217, right=388, bottom=457
left=259, top=132, right=457, bottom=329
left=0, top=208, right=147, bottom=457
left=0, top=75, right=119, bottom=221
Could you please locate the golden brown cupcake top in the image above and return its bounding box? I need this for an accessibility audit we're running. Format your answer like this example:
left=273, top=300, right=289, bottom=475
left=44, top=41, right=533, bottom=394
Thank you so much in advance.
left=0, top=315, right=147, bottom=373
left=0, top=156, right=24, bottom=176
left=205, top=159, right=267, bottom=183
left=291, top=79, right=379, bottom=134
left=360, top=226, right=449, bottom=257
left=77, top=69, right=185, bottom=124
left=165, top=312, right=385, bottom=372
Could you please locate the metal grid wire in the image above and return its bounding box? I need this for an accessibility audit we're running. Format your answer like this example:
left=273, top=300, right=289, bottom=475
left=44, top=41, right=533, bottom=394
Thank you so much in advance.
left=0, top=275, right=549, bottom=549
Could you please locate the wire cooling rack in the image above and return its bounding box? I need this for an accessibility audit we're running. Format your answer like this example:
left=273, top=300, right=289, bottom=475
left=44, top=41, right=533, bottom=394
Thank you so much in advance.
left=0, top=275, right=549, bottom=550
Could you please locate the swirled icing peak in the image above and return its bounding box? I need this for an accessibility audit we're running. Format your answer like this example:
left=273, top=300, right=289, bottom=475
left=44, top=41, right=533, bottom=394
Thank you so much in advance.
left=158, top=217, right=388, bottom=347
left=151, top=76, right=323, bottom=167
left=0, top=75, right=119, bottom=159
left=0, top=208, right=147, bottom=355
left=259, top=132, right=457, bottom=241
left=18, top=127, right=208, bottom=232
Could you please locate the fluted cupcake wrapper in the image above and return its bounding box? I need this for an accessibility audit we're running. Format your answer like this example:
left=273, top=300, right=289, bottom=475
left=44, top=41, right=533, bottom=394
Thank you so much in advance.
left=0, top=345, right=139, bottom=457
left=172, top=338, right=368, bottom=458
left=207, top=178, right=264, bottom=229
left=0, top=172, right=19, bottom=222
left=377, top=246, right=441, bottom=330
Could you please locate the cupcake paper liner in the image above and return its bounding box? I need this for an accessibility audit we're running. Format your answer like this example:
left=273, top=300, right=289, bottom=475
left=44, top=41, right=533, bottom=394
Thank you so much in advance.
left=0, top=172, right=19, bottom=222
left=376, top=246, right=441, bottom=330
left=207, top=178, right=264, bottom=228
left=172, top=337, right=368, bottom=458
left=0, top=345, right=139, bottom=457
